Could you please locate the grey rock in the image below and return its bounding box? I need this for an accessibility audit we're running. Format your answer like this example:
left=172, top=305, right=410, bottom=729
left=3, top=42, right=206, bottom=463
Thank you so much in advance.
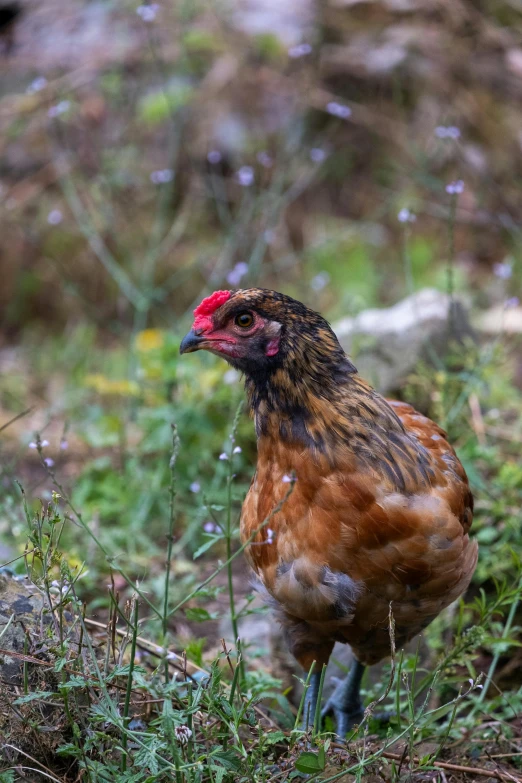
left=475, top=304, right=522, bottom=335
left=0, top=573, right=45, bottom=685
left=233, top=0, right=315, bottom=46
left=333, top=288, right=472, bottom=394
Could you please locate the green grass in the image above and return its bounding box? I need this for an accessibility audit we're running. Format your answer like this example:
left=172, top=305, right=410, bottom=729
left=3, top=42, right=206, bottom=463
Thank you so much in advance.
left=2, top=333, right=522, bottom=780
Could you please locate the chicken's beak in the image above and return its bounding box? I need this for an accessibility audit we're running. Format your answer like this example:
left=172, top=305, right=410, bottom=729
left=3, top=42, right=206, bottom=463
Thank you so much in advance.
left=180, top=329, right=204, bottom=354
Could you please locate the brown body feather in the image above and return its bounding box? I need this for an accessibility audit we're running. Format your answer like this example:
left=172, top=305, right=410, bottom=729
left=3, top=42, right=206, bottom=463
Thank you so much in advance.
left=242, top=387, right=477, bottom=667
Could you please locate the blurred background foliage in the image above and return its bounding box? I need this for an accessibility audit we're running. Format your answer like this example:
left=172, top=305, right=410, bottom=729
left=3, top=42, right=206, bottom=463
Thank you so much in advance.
left=0, top=0, right=522, bottom=683
left=1, top=0, right=522, bottom=333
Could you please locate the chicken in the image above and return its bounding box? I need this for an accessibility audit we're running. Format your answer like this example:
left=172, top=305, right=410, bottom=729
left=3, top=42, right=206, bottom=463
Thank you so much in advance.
left=180, top=288, right=478, bottom=735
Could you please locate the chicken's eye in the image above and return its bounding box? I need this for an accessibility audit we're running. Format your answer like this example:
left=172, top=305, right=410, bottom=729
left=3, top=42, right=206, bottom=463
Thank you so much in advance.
left=235, top=312, right=254, bottom=328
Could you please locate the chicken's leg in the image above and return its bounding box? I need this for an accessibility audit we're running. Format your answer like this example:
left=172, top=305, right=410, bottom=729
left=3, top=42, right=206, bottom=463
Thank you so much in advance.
left=322, top=659, right=365, bottom=737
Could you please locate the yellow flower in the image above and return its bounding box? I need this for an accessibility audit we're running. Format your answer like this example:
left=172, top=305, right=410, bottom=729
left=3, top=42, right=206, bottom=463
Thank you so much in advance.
left=135, top=329, right=165, bottom=352
left=85, top=374, right=140, bottom=396
left=67, top=555, right=85, bottom=572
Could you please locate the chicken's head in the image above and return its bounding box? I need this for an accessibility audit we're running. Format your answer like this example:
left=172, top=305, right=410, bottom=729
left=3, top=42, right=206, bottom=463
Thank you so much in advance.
left=180, top=287, right=354, bottom=378
left=179, top=288, right=285, bottom=370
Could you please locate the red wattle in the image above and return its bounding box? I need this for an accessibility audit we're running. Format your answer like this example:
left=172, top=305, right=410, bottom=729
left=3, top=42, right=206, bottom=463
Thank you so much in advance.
left=265, top=337, right=280, bottom=356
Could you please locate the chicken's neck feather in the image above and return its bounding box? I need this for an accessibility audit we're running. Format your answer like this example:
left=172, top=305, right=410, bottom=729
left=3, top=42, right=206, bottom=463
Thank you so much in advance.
left=244, top=328, right=433, bottom=491
left=244, top=326, right=402, bottom=443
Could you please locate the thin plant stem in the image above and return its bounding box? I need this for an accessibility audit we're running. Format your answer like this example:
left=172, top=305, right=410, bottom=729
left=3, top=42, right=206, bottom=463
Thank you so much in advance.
left=313, top=664, right=327, bottom=739
left=229, top=644, right=242, bottom=706
left=447, top=191, right=457, bottom=303
left=0, top=407, right=33, bottom=434
left=225, top=403, right=244, bottom=681
left=163, top=425, right=180, bottom=683
left=23, top=633, right=28, bottom=695
left=401, top=220, right=414, bottom=297
left=395, top=648, right=404, bottom=730
left=294, top=661, right=315, bottom=732
left=121, top=598, right=139, bottom=773
left=477, top=575, right=522, bottom=703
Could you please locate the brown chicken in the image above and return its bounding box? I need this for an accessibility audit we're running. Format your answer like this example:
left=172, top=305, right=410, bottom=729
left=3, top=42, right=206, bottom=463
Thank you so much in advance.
left=180, top=288, right=478, bottom=735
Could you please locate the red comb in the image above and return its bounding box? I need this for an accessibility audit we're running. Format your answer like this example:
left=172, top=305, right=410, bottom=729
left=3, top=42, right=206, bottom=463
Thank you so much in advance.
left=193, top=290, right=231, bottom=330
left=194, top=290, right=231, bottom=317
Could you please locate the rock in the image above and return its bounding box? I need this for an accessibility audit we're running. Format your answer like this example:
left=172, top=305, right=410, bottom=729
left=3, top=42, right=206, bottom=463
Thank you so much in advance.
left=475, top=304, right=522, bottom=335
left=0, top=572, right=46, bottom=685
left=333, top=288, right=472, bottom=394
left=0, top=574, right=79, bottom=765
left=234, top=0, right=315, bottom=46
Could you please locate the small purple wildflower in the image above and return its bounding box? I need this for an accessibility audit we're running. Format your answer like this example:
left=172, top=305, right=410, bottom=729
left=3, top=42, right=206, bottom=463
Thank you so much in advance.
left=236, top=166, right=254, bottom=187
left=174, top=725, right=192, bottom=745
left=27, top=77, right=47, bottom=94
left=47, top=209, right=63, bottom=225
left=150, top=169, right=173, bottom=184
left=493, top=261, right=512, bottom=280
left=136, top=4, right=159, bottom=22
left=397, top=208, right=416, bottom=224
left=446, top=180, right=464, bottom=195
left=44, top=457, right=54, bottom=467
left=203, top=521, right=216, bottom=533
left=48, top=100, right=71, bottom=118
left=219, top=452, right=229, bottom=461
left=233, top=446, right=242, bottom=454
left=226, top=262, right=249, bottom=286
left=60, top=439, right=68, bottom=450
left=435, top=126, right=460, bottom=140
left=282, top=474, right=295, bottom=483
left=29, top=442, right=37, bottom=449
left=226, top=269, right=240, bottom=286
left=266, top=527, right=275, bottom=544
left=505, top=296, right=520, bottom=309
left=190, top=481, right=201, bottom=493
left=207, top=149, right=222, bottom=164
left=288, top=43, right=312, bottom=59
left=310, top=272, right=330, bottom=292
left=326, top=101, right=351, bottom=120
left=310, top=147, right=326, bottom=163
left=256, top=151, right=273, bottom=168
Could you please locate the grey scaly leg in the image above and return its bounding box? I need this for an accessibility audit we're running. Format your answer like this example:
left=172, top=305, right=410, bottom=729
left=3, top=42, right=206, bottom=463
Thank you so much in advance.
left=321, top=659, right=365, bottom=737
